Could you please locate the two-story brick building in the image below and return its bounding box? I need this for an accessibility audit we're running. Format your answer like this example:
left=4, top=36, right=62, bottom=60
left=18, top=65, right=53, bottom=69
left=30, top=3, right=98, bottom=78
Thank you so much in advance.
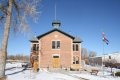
left=30, top=20, right=82, bottom=70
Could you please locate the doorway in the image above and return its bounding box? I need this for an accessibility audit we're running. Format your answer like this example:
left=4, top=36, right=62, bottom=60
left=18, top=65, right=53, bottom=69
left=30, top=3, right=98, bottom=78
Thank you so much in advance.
left=52, top=55, right=60, bottom=68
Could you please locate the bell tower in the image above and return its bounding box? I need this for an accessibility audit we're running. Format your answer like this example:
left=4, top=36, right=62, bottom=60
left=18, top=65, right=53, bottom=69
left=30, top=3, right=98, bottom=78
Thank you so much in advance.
left=52, top=3, right=61, bottom=29
left=52, top=20, right=61, bottom=29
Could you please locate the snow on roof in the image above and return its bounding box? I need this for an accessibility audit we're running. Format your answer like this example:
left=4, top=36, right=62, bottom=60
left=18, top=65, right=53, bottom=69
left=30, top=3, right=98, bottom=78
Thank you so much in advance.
left=30, top=36, right=38, bottom=42
left=73, top=37, right=83, bottom=43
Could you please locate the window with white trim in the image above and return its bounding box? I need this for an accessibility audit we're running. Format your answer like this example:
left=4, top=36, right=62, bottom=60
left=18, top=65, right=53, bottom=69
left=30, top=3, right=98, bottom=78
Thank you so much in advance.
left=32, top=44, right=39, bottom=51
left=73, top=44, right=79, bottom=51
left=73, top=56, right=79, bottom=64
left=52, top=41, right=60, bottom=49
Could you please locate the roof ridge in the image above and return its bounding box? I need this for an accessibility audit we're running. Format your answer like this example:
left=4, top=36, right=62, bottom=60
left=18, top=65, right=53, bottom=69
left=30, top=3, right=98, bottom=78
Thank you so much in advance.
left=37, top=29, right=75, bottom=39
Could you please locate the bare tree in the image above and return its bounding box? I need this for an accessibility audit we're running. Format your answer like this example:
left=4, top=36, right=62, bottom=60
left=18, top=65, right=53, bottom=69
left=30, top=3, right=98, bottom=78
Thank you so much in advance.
left=88, top=51, right=97, bottom=66
left=0, top=0, right=40, bottom=79
left=104, top=58, right=117, bottom=73
left=7, top=54, right=29, bottom=62
left=81, top=48, right=89, bottom=64
left=89, top=51, right=96, bottom=57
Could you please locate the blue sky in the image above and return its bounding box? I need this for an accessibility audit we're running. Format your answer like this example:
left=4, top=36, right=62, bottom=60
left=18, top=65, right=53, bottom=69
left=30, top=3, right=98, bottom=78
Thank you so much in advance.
left=0, top=0, right=120, bottom=56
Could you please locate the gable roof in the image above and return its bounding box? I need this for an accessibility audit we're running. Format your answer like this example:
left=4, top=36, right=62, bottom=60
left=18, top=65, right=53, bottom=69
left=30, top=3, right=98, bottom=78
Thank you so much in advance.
left=29, top=36, right=38, bottom=42
left=73, top=37, right=83, bottom=43
left=37, top=29, right=75, bottom=39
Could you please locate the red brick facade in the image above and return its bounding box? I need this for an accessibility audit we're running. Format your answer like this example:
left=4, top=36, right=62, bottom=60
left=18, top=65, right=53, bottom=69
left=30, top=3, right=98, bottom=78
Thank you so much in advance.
left=30, top=29, right=82, bottom=70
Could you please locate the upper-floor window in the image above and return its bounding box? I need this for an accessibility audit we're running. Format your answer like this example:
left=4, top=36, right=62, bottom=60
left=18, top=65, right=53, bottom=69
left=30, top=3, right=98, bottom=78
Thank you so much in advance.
left=73, top=44, right=79, bottom=51
left=52, top=41, right=60, bottom=49
left=73, top=44, right=75, bottom=51
left=32, top=44, right=39, bottom=51
left=76, top=44, right=79, bottom=51
left=52, top=41, right=56, bottom=49
left=57, top=41, right=60, bottom=48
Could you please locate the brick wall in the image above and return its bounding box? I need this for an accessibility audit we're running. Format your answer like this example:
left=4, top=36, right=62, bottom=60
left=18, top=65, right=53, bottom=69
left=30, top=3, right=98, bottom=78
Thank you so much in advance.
left=39, top=31, right=72, bottom=68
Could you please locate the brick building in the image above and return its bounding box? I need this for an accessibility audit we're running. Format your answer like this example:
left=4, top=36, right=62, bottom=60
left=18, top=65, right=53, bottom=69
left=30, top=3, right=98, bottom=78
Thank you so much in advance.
left=30, top=20, right=82, bottom=70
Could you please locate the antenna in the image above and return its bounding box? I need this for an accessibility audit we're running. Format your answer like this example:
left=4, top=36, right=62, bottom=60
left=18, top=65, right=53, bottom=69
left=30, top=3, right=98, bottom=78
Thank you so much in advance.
left=52, top=1, right=61, bottom=29
left=55, top=3, right=57, bottom=20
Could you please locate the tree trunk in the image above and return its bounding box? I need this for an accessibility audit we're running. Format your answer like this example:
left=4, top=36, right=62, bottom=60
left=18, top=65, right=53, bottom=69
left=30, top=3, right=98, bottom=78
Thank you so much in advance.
left=0, top=0, right=13, bottom=79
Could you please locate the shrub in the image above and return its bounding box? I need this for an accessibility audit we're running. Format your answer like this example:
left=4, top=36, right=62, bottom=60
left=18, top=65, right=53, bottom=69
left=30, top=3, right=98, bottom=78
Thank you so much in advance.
left=115, top=72, right=120, bottom=77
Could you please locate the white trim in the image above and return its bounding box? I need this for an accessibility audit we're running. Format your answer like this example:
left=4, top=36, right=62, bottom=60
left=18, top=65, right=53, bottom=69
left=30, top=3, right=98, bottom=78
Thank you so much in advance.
left=79, top=43, right=81, bottom=68
left=73, top=43, right=79, bottom=51
left=51, top=40, right=61, bottom=50
left=51, top=39, right=61, bottom=41
left=31, top=43, right=39, bottom=44
left=39, top=39, right=41, bottom=69
left=71, top=41, right=72, bottom=64
left=52, top=54, right=60, bottom=57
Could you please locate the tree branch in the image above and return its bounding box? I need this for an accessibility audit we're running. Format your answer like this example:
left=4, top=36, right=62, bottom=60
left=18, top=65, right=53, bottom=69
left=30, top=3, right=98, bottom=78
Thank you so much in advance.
left=0, top=15, right=5, bottom=21
left=0, top=3, right=8, bottom=15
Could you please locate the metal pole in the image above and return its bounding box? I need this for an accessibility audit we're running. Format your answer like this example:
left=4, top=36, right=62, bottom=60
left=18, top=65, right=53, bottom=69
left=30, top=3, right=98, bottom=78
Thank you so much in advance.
left=102, top=41, right=105, bottom=76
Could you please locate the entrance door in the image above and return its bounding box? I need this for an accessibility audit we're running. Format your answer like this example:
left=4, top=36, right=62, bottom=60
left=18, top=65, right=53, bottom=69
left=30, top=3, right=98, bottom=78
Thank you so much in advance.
left=52, top=55, right=60, bottom=68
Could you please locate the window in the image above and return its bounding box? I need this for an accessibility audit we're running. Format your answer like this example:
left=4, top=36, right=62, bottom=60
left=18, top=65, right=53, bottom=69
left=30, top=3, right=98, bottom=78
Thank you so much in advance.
left=33, top=44, right=36, bottom=50
left=32, top=44, right=39, bottom=51
left=76, top=44, right=79, bottom=51
left=52, top=41, right=60, bottom=49
left=73, top=44, right=79, bottom=51
left=52, top=41, right=55, bottom=49
left=73, top=56, right=79, bottom=64
left=53, top=56, right=59, bottom=58
left=36, top=44, right=39, bottom=51
left=76, top=57, right=79, bottom=64
left=73, top=44, right=75, bottom=51
left=57, top=41, right=60, bottom=49
left=73, top=56, right=75, bottom=64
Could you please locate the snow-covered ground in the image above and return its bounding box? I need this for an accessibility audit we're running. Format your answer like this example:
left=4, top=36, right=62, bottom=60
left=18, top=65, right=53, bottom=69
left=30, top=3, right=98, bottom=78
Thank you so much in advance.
left=72, top=71, right=120, bottom=80
left=6, top=68, right=79, bottom=80
left=5, top=62, right=120, bottom=80
left=6, top=62, right=22, bottom=69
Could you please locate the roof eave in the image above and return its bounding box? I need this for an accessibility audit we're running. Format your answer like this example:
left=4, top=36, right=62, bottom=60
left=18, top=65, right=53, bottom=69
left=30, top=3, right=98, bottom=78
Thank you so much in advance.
left=73, top=41, right=83, bottom=43
left=29, top=40, right=39, bottom=43
left=37, top=29, right=75, bottom=39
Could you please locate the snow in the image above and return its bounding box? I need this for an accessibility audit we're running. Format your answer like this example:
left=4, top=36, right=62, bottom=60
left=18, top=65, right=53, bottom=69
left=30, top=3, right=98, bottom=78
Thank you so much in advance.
left=6, top=62, right=22, bottom=69
left=72, top=71, right=120, bottom=80
left=5, top=62, right=120, bottom=80
left=6, top=69, right=79, bottom=80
